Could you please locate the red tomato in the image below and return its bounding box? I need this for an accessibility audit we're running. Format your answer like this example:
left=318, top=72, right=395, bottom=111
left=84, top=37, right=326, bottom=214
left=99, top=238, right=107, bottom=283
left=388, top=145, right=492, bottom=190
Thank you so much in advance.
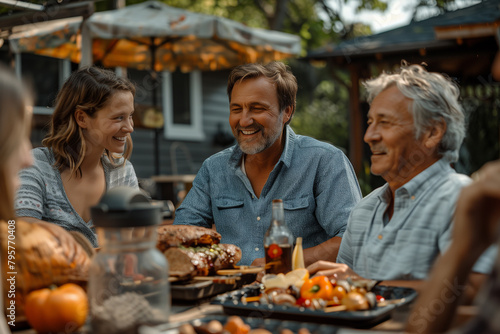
left=295, top=297, right=312, bottom=308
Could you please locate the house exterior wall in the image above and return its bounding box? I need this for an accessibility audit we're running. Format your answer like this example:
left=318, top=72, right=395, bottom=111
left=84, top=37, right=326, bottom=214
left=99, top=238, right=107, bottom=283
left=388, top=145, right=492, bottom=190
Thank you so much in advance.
left=129, top=69, right=234, bottom=178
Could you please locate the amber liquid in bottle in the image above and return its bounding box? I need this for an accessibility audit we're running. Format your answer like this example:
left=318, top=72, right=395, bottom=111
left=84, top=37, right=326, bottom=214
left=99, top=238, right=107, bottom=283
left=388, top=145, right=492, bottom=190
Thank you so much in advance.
left=264, top=199, right=294, bottom=274
left=265, top=244, right=293, bottom=274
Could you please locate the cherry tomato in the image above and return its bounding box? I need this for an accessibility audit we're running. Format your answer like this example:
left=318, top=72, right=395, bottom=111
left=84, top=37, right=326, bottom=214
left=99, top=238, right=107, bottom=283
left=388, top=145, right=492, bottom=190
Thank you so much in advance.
left=331, top=285, right=347, bottom=301
left=376, top=295, right=385, bottom=302
left=295, top=297, right=312, bottom=308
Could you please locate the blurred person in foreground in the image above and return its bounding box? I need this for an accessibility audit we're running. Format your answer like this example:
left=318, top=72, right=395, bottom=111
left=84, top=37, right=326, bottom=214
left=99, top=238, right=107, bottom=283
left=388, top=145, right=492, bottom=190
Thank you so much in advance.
left=15, top=66, right=139, bottom=247
left=0, top=65, right=91, bottom=333
left=405, top=52, right=500, bottom=334
left=174, top=61, right=362, bottom=266
left=308, top=63, right=494, bottom=294
left=0, top=64, right=33, bottom=333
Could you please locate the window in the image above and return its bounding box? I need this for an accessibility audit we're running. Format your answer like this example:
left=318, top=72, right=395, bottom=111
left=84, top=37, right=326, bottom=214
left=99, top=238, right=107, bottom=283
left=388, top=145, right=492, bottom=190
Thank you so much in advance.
left=15, top=53, right=74, bottom=115
left=162, top=70, right=204, bottom=141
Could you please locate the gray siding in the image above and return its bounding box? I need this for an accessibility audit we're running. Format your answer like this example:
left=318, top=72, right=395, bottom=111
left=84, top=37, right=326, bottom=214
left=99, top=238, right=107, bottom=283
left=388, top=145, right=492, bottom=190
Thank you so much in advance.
left=129, top=69, right=234, bottom=178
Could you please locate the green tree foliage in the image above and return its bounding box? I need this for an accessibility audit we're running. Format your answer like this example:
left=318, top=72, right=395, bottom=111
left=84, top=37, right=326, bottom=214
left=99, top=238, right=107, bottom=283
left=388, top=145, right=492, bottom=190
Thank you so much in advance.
left=290, top=62, right=350, bottom=152
left=409, top=0, right=482, bottom=21
left=121, top=0, right=389, bottom=52
left=292, top=79, right=349, bottom=149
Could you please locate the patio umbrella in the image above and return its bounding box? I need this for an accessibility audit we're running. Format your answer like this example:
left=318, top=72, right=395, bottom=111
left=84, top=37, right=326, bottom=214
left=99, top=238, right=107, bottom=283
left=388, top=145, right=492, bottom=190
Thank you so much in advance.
left=8, top=16, right=82, bottom=62
left=80, top=1, right=301, bottom=72
left=9, top=2, right=301, bottom=72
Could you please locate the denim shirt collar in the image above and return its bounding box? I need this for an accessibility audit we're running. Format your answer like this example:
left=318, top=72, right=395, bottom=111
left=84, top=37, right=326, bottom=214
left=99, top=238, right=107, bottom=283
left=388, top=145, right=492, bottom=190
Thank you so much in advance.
left=228, top=125, right=296, bottom=171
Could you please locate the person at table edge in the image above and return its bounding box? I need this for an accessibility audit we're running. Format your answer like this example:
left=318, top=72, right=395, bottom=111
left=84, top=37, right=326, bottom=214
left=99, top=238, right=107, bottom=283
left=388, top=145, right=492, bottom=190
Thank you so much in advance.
left=173, top=61, right=362, bottom=266
left=308, top=62, right=495, bottom=297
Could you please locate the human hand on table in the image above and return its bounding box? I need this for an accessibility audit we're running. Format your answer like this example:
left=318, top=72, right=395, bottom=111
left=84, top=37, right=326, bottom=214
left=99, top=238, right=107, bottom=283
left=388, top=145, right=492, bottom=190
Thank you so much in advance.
left=306, top=260, right=364, bottom=281
left=250, top=257, right=266, bottom=282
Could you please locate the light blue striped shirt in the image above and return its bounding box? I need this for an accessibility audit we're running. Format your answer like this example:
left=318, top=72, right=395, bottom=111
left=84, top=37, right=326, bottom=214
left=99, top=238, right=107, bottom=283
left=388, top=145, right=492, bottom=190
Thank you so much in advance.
left=174, top=126, right=362, bottom=265
left=337, top=158, right=495, bottom=280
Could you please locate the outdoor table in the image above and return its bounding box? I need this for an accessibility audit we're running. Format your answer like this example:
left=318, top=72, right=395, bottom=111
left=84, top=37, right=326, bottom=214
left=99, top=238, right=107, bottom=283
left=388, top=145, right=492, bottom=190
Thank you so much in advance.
left=12, top=298, right=478, bottom=333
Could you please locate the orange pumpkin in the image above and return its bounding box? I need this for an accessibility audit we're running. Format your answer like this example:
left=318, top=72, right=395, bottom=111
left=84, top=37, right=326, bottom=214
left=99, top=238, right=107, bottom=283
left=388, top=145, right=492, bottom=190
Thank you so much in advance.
left=24, top=283, right=88, bottom=333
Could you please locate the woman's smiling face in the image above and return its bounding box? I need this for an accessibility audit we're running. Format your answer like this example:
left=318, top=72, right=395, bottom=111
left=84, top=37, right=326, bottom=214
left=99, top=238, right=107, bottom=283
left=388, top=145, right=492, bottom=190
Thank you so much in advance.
left=82, top=90, right=135, bottom=155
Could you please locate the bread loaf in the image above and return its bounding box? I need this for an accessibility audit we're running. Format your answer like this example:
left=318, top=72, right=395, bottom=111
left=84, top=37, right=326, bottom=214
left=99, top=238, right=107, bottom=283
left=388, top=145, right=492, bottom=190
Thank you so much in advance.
left=156, top=224, right=221, bottom=252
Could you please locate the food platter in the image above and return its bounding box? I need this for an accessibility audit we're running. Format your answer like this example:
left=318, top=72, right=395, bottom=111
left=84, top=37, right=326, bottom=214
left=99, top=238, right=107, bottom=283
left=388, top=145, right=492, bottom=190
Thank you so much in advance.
left=211, top=284, right=418, bottom=328
left=170, top=273, right=257, bottom=301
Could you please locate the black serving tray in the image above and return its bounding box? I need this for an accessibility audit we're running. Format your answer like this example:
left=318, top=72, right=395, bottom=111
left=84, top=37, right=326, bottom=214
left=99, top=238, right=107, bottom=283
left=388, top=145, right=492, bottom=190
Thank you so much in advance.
left=211, top=284, right=418, bottom=329
left=153, top=314, right=340, bottom=334
left=170, top=273, right=257, bottom=301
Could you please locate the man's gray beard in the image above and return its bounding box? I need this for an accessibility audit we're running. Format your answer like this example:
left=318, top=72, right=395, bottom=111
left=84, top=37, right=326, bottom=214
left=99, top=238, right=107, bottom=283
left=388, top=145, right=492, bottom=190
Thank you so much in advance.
left=239, top=140, right=269, bottom=155
left=238, top=128, right=282, bottom=155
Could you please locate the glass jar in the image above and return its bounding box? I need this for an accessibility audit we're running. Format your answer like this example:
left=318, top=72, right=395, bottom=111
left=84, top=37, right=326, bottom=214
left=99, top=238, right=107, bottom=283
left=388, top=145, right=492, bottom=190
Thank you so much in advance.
left=88, top=187, right=170, bottom=334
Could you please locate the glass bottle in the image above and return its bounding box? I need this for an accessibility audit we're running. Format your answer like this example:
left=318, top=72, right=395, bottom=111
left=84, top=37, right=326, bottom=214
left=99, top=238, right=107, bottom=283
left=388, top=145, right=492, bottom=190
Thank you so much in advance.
left=88, top=187, right=170, bottom=334
left=264, top=199, right=294, bottom=274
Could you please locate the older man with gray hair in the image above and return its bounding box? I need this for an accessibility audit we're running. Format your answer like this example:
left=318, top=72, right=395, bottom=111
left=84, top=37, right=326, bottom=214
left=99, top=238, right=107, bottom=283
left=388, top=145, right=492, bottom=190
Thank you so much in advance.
left=308, top=63, right=495, bottom=294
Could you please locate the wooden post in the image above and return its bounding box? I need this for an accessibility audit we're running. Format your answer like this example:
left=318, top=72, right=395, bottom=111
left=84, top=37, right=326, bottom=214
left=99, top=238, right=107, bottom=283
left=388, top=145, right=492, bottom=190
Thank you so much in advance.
left=348, top=64, right=364, bottom=175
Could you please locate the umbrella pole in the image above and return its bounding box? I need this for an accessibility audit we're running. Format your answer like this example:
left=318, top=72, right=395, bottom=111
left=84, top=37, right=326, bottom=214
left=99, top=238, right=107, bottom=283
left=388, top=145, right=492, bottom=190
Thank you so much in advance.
left=155, top=128, right=160, bottom=176
left=151, top=38, right=161, bottom=176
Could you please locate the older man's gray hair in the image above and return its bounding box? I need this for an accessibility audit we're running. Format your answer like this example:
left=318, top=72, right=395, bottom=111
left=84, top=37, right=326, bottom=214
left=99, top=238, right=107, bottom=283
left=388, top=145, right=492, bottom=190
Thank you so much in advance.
left=363, top=63, right=465, bottom=163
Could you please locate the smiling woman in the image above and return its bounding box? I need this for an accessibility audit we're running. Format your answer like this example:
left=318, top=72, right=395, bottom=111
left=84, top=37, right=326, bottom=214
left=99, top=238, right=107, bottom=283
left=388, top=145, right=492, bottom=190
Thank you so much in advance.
left=15, top=66, right=140, bottom=247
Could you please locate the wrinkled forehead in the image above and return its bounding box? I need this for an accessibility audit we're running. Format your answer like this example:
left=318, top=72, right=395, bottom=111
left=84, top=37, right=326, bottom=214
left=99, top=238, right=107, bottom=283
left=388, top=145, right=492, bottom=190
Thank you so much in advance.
left=368, top=85, right=413, bottom=118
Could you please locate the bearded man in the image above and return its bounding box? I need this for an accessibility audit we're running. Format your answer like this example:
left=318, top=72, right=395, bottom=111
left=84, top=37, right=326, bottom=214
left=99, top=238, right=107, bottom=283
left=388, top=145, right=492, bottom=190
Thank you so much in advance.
left=173, top=61, right=362, bottom=266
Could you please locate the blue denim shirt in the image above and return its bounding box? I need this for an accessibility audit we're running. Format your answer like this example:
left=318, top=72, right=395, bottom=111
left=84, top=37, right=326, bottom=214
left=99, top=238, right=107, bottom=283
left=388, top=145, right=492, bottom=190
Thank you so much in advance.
left=174, top=126, right=362, bottom=265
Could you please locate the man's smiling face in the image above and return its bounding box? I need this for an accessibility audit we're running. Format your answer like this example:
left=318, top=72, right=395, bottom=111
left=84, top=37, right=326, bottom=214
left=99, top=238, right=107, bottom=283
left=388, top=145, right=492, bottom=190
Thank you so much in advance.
left=229, top=76, right=288, bottom=155
left=364, top=85, right=429, bottom=185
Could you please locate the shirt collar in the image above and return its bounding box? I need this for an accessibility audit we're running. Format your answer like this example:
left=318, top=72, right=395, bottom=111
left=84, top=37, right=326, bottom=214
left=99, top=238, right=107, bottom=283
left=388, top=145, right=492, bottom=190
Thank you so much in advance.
left=281, top=125, right=295, bottom=168
left=229, top=125, right=296, bottom=169
left=377, top=158, right=453, bottom=202
left=395, top=158, right=453, bottom=198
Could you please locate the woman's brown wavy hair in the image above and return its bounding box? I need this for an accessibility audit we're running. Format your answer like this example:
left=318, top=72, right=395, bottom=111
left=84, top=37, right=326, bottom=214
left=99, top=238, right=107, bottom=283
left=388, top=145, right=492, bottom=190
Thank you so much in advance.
left=43, top=66, right=136, bottom=177
left=0, top=65, right=32, bottom=221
